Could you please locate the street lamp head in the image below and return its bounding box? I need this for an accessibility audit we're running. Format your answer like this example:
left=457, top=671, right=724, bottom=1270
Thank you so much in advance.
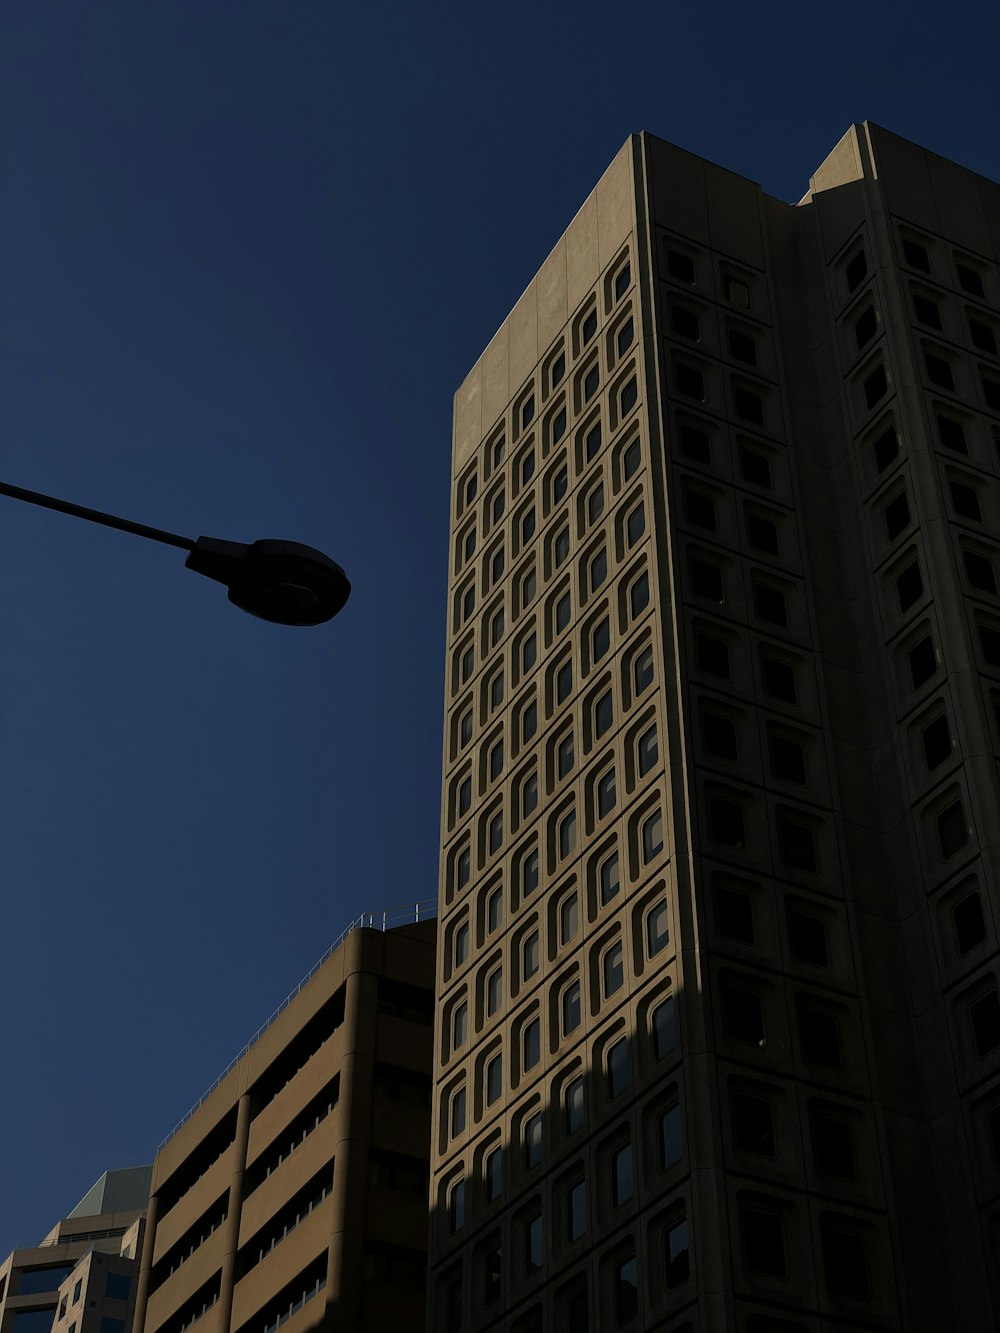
left=185, top=536, right=351, bottom=626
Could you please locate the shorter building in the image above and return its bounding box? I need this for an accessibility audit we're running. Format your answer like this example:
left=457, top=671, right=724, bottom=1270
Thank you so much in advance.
left=134, top=912, right=436, bottom=1333
left=0, top=1166, right=150, bottom=1333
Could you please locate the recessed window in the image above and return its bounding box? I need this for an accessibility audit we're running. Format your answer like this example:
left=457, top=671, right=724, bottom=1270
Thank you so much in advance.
left=822, top=1226, right=870, bottom=1303
left=972, top=991, right=1000, bottom=1056
left=489, top=740, right=504, bottom=782
left=486, top=1053, right=503, bottom=1103
left=525, top=1214, right=543, bottom=1273
left=873, top=423, right=898, bottom=472
left=671, top=304, right=700, bottom=340
left=567, top=1178, right=587, bottom=1242
left=611, top=1143, right=634, bottom=1206
left=558, top=731, right=575, bottom=778
left=753, top=581, right=788, bottom=627
left=619, top=377, right=638, bottom=415
left=702, top=710, right=738, bottom=760
left=740, top=446, right=772, bottom=488
left=798, top=1004, right=841, bottom=1067
left=585, top=420, right=602, bottom=461
left=634, top=645, right=655, bottom=693
left=678, top=421, right=711, bottom=463
left=522, top=394, right=536, bottom=429
left=552, top=408, right=567, bottom=445
left=592, top=615, right=611, bottom=662
left=595, top=689, right=614, bottom=736
left=642, top=809, right=664, bottom=862
left=522, top=507, right=537, bottom=542
left=771, top=735, right=806, bottom=784
left=925, top=352, right=954, bottom=390
left=709, top=796, right=746, bottom=849
left=454, top=921, right=470, bottom=967
left=451, top=1085, right=467, bottom=1137
left=589, top=547, right=608, bottom=592
left=903, top=237, right=931, bottom=272
left=557, top=660, right=573, bottom=703
left=559, top=808, right=577, bottom=859
left=554, top=528, right=570, bottom=569
left=551, top=352, right=566, bottom=388
left=684, top=487, right=717, bottom=531
left=964, top=550, right=997, bottom=594
left=614, top=262, right=631, bottom=301
left=982, top=621, right=1000, bottom=666
left=741, top=1206, right=786, bottom=1278
left=487, top=966, right=503, bottom=1016
left=724, top=982, right=763, bottom=1044
left=725, top=275, right=751, bottom=309
left=733, top=385, right=764, bottom=424
left=486, top=885, right=503, bottom=933
left=458, top=776, right=472, bottom=816
left=524, top=1112, right=543, bottom=1169
left=559, top=889, right=579, bottom=942
left=897, top=560, right=924, bottom=611
left=922, top=715, right=952, bottom=769
left=787, top=908, right=828, bottom=966
left=492, top=489, right=505, bottom=524
left=777, top=816, right=817, bottom=871
left=449, top=1177, right=466, bottom=1231
left=612, top=1253, right=638, bottom=1323
left=522, top=630, right=537, bottom=671
left=584, top=364, right=601, bottom=401
left=936, top=413, right=968, bottom=452
left=747, top=513, right=780, bottom=555
left=600, top=851, right=620, bottom=905
left=523, top=1017, right=541, bottom=1070
left=664, top=1218, right=690, bottom=1289
left=485, top=1145, right=503, bottom=1201
left=957, top=262, right=985, bottom=297
left=652, top=995, right=677, bottom=1059
left=908, top=635, right=937, bottom=687
left=658, top=1102, right=683, bottom=1168
left=597, top=768, right=617, bottom=818
left=552, top=465, right=569, bottom=503
left=623, top=438, right=641, bottom=479
left=845, top=249, right=867, bottom=292
left=913, top=293, right=941, bottom=329
left=666, top=248, right=695, bottom=283
left=587, top=482, right=605, bottom=525
left=462, top=584, right=476, bottom=621
left=562, top=979, right=582, bottom=1035
left=457, top=846, right=471, bottom=890
left=937, top=799, right=968, bottom=858
left=854, top=305, right=878, bottom=348
left=555, top=591, right=571, bottom=633
left=675, top=362, right=705, bottom=400
left=696, top=632, right=729, bottom=678
left=521, top=448, right=536, bottom=484
left=522, top=850, right=539, bottom=901
left=733, top=1092, right=774, bottom=1157
left=606, top=1037, right=629, bottom=1097
left=716, top=885, right=754, bottom=942
left=647, top=900, right=670, bottom=955
left=582, top=308, right=598, bottom=344
left=950, top=479, right=982, bottom=522
left=629, top=572, right=650, bottom=618
left=811, top=1110, right=854, bottom=1179
left=617, top=318, right=635, bottom=358
left=864, top=363, right=888, bottom=408
left=762, top=654, right=796, bottom=702
left=729, top=328, right=757, bottom=365
left=463, top=527, right=477, bottom=562
left=884, top=492, right=910, bottom=540
left=522, top=773, right=538, bottom=816
left=638, top=724, right=658, bottom=777
left=565, top=1076, right=585, bottom=1133
left=954, top=892, right=986, bottom=954
left=523, top=927, right=540, bottom=975
left=452, top=999, right=469, bottom=1050
left=490, top=607, right=505, bottom=646
left=603, top=940, right=625, bottom=996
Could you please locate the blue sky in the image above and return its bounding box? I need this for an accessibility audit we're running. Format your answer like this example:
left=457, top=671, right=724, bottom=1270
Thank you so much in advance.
left=0, top=0, right=997, bottom=1252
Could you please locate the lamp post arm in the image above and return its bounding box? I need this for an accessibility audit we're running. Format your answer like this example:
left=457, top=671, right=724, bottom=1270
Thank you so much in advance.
left=0, top=478, right=195, bottom=552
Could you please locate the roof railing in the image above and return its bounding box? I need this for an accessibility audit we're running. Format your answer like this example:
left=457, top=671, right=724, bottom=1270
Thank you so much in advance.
left=156, top=899, right=437, bottom=1153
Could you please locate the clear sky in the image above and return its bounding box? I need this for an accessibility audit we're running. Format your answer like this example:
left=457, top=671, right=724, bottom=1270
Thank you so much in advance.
left=0, top=0, right=997, bottom=1254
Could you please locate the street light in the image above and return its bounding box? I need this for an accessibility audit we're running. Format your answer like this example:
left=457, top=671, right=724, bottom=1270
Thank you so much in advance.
left=0, top=477, right=351, bottom=626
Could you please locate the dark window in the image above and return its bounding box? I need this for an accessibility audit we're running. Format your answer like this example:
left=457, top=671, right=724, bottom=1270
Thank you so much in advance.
left=488, top=810, right=503, bottom=853
left=734, top=386, right=764, bottom=424
left=647, top=900, right=670, bottom=955
left=954, top=893, right=986, bottom=954
left=559, top=809, right=577, bottom=859
left=864, top=363, right=888, bottom=408
left=613, top=1254, right=638, bottom=1323
left=762, top=655, right=796, bottom=702
left=703, top=711, right=738, bottom=760
left=525, top=1215, right=543, bottom=1272
left=634, top=645, right=655, bottom=692
left=595, top=690, right=614, bottom=736
left=845, top=249, right=867, bottom=291
left=697, top=632, right=730, bottom=678
left=657, top=1104, right=683, bottom=1168
left=642, top=809, right=664, bottom=861
left=638, top=725, right=658, bottom=777
left=584, top=365, right=600, bottom=400
left=523, top=1018, right=541, bottom=1069
left=523, top=849, right=539, bottom=895
left=522, top=395, right=535, bottom=429
left=811, top=1111, right=855, bottom=1178
left=99, top=1321, right=126, bottom=1333
left=557, top=660, right=573, bottom=702
left=690, top=557, right=724, bottom=602
left=592, top=616, right=610, bottom=661
left=753, top=582, right=788, bottom=627
left=524, top=1113, right=543, bottom=1169
left=873, top=423, right=899, bottom=471
left=614, top=263, right=631, bottom=300
left=716, top=886, right=754, bottom=942
left=627, top=503, right=645, bottom=547
left=552, top=408, right=567, bottom=444
left=490, top=740, right=504, bottom=781
left=740, top=447, right=772, bottom=488
left=671, top=305, right=701, bottom=340
left=822, top=1226, right=870, bottom=1301
left=445, top=1273, right=462, bottom=1332
left=522, top=631, right=537, bottom=670
left=788, top=909, right=829, bottom=966
left=623, top=438, right=641, bottom=479
left=565, top=1076, right=585, bottom=1133
left=778, top=817, right=817, bottom=871
left=746, top=513, right=779, bottom=555
left=969, top=318, right=998, bottom=356
left=567, top=1179, right=587, bottom=1240
left=557, top=732, right=575, bottom=778
left=582, top=309, right=598, bottom=344
left=679, top=422, right=711, bottom=463
left=554, top=527, right=569, bottom=565
left=854, top=305, right=878, bottom=347
left=551, top=352, right=566, bottom=387
left=606, top=1038, right=630, bottom=1097
left=587, top=483, right=605, bottom=525
left=723, top=984, right=764, bottom=1045
left=897, top=560, right=924, bottom=611
left=951, top=480, right=982, bottom=521
left=562, top=980, right=581, bottom=1035
left=908, top=635, right=937, bottom=686
left=729, top=328, right=757, bottom=365
left=798, top=1005, right=841, bottom=1067
left=522, top=507, right=536, bottom=541
left=590, top=548, right=608, bottom=591
left=522, top=448, right=535, bottom=483
left=555, top=592, right=571, bottom=632
left=771, top=736, right=806, bottom=784
left=675, top=362, right=705, bottom=400
left=485, top=1147, right=503, bottom=1201
left=486, top=1054, right=502, bottom=1103
left=925, top=353, right=954, bottom=390
left=958, top=263, right=985, bottom=298
left=903, top=237, right=930, bottom=272
left=913, top=293, right=941, bottom=329
left=617, top=318, right=634, bottom=358
left=938, top=800, right=969, bottom=858
left=458, top=776, right=471, bottom=816
left=725, top=276, right=751, bottom=309
left=600, top=851, right=620, bottom=904
left=449, top=1179, right=466, bottom=1232
left=935, top=412, right=966, bottom=452
left=620, top=377, right=638, bottom=415
left=667, top=249, right=695, bottom=284
left=664, top=1219, right=690, bottom=1288
left=964, top=550, right=997, bottom=594
left=922, top=715, right=952, bottom=769
left=983, top=622, right=1000, bottom=666
left=19, top=1266, right=75, bottom=1295
left=484, top=1246, right=502, bottom=1304
left=652, top=996, right=677, bottom=1060
left=972, top=992, right=1000, bottom=1056
left=884, top=492, right=910, bottom=539
left=451, top=1086, right=467, bottom=1136
left=612, top=1143, right=634, bottom=1206
left=733, top=1092, right=775, bottom=1156
left=742, top=1206, right=786, bottom=1277
left=598, top=768, right=617, bottom=819
left=564, top=1284, right=588, bottom=1333
left=585, top=421, right=602, bottom=461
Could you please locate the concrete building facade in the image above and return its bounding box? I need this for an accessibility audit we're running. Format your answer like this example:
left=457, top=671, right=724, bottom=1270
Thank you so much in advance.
left=0, top=1168, right=149, bottom=1333
left=431, top=125, right=1000, bottom=1331
left=133, top=917, right=435, bottom=1333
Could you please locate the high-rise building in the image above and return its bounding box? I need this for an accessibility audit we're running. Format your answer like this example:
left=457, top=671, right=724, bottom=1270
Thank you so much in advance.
left=0, top=1167, right=149, bottom=1333
left=133, top=913, right=435, bottom=1333
left=430, top=124, right=1000, bottom=1331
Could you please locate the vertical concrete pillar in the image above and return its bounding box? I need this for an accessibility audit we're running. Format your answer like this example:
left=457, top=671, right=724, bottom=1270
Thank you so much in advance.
left=132, top=1191, right=159, bottom=1333
left=215, top=1091, right=253, bottom=1333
